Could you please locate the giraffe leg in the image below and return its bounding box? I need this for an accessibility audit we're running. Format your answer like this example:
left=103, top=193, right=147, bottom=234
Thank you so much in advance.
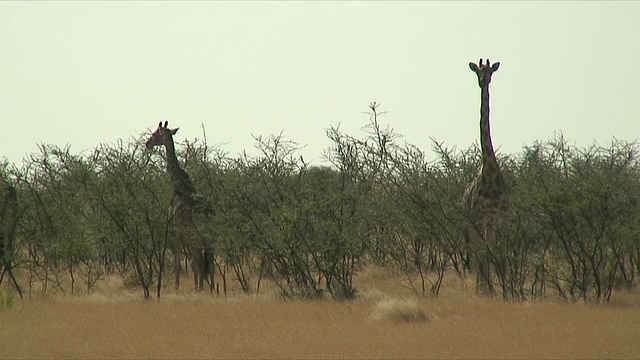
left=483, top=226, right=503, bottom=296
left=475, top=250, right=493, bottom=296
left=171, top=240, right=182, bottom=291
left=491, top=230, right=507, bottom=296
left=173, top=248, right=181, bottom=291
left=203, top=247, right=215, bottom=294
left=191, top=249, right=205, bottom=291
left=485, top=226, right=497, bottom=296
left=472, top=221, right=494, bottom=296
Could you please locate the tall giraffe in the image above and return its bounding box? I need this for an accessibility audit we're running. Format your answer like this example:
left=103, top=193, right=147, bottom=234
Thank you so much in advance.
left=463, top=58, right=508, bottom=296
left=0, top=177, right=23, bottom=298
left=145, top=121, right=214, bottom=291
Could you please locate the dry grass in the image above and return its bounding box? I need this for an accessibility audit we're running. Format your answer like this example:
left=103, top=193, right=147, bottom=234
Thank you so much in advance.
left=369, top=298, right=428, bottom=323
left=1, top=269, right=639, bottom=359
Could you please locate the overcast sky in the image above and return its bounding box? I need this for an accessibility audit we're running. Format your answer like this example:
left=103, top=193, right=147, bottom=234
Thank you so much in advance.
left=1, top=1, right=638, bottom=166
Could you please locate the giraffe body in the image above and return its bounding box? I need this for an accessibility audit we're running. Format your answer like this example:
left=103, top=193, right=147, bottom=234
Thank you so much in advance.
left=464, top=59, right=509, bottom=296
left=146, top=121, right=214, bottom=291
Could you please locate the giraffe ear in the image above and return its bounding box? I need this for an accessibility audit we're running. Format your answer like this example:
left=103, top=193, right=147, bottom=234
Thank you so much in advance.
left=491, top=62, right=500, bottom=71
left=170, top=127, right=179, bottom=135
left=469, top=62, right=479, bottom=72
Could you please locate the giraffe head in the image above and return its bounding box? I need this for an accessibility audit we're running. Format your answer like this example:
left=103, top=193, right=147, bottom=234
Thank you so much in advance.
left=145, top=121, right=179, bottom=149
left=469, top=58, right=500, bottom=87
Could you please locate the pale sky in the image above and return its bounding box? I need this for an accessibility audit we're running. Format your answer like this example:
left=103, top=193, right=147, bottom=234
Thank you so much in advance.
left=1, top=1, right=638, bottom=166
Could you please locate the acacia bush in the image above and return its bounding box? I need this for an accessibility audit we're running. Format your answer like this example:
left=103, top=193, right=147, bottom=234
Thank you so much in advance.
left=2, top=105, right=638, bottom=302
left=17, top=145, right=99, bottom=295
left=509, top=136, right=640, bottom=301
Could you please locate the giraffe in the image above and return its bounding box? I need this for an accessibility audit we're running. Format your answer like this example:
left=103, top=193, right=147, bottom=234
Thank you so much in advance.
left=145, top=121, right=214, bottom=292
left=463, top=58, right=508, bottom=296
left=0, top=177, right=23, bottom=298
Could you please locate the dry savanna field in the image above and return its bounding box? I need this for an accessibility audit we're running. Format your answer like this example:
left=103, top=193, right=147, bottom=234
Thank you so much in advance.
left=1, top=267, right=640, bottom=360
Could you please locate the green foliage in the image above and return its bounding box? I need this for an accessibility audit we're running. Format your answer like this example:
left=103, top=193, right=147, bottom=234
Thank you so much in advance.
left=4, top=105, right=640, bottom=302
left=505, top=135, right=640, bottom=301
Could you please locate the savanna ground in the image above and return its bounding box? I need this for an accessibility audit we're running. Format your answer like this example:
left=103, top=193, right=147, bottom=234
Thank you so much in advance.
left=1, top=267, right=639, bottom=360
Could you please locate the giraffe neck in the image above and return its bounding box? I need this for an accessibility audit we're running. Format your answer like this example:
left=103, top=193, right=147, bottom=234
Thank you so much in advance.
left=163, top=136, right=196, bottom=198
left=479, top=84, right=498, bottom=170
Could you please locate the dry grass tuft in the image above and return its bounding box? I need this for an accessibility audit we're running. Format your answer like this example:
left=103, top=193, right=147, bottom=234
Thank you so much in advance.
left=369, top=298, right=428, bottom=323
